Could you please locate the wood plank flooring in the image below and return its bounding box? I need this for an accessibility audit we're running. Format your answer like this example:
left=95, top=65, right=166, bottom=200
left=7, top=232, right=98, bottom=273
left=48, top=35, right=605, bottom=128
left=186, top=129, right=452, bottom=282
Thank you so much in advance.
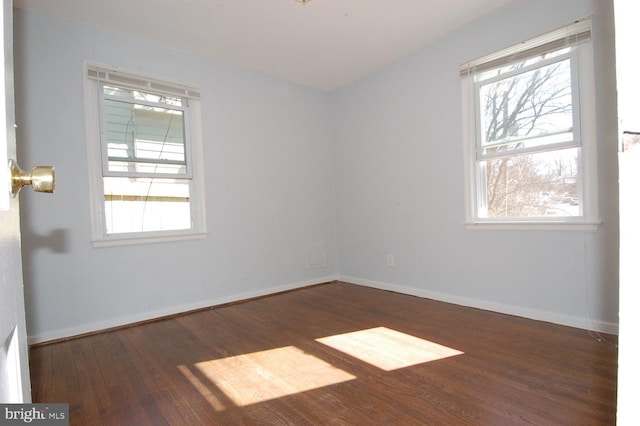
left=30, top=282, right=618, bottom=425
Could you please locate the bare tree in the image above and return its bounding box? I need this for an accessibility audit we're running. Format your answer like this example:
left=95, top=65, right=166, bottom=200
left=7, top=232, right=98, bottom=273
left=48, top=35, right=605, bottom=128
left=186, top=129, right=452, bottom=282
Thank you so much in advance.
left=479, top=58, right=574, bottom=217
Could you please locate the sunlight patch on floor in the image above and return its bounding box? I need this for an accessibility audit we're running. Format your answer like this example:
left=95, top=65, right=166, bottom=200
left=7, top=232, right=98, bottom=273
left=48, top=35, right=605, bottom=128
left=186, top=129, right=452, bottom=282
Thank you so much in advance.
left=316, top=327, right=464, bottom=371
left=177, top=364, right=227, bottom=411
left=192, top=346, right=356, bottom=406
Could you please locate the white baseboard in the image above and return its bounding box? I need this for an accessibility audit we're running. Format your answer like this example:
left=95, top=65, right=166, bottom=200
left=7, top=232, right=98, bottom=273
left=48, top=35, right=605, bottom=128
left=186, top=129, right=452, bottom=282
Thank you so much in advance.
left=29, top=274, right=617, bottom=344
left=338, top=275, right=619, bottom=335
left=28, top=275, right=338, bottom=345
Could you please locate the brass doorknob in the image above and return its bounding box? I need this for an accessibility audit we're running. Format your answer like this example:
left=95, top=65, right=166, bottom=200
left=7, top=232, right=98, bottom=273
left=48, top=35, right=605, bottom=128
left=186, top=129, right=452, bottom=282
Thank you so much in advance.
left=9, top=159, right=55, bottom=196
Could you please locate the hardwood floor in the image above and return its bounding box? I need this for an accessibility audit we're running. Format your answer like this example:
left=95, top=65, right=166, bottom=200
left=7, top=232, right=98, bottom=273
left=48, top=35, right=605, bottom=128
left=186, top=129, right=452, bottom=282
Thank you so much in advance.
left=30, top=282, right=618, bottom=425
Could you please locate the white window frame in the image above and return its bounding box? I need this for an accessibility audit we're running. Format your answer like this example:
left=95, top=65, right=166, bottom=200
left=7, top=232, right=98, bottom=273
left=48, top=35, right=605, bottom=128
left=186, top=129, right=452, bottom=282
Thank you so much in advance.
left=84, top=62, right=207, bottom=246
left=460, top=18, right=600, bottom=231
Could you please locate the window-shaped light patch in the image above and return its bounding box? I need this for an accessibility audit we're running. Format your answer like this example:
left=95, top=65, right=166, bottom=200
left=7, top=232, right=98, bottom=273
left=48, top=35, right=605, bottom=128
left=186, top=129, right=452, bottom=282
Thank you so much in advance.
left=177, top=365, right=227, bottom=412
left=192, top=346, right=355, bottom=407
left=316, top=327, right=463, bottom=371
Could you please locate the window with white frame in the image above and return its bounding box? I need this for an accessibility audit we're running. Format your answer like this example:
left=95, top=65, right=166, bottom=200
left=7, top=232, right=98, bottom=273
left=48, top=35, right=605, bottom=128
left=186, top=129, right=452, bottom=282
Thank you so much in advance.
left=84, top=63, right=206, bottom=245
left=460, top=19, right=599, bottom=229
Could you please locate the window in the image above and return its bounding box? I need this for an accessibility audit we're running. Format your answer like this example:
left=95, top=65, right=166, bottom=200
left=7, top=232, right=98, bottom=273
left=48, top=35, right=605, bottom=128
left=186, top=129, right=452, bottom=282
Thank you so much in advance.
left=461, top=19, right=599, bottom=229
left=84, top=63, right=206, bottom=245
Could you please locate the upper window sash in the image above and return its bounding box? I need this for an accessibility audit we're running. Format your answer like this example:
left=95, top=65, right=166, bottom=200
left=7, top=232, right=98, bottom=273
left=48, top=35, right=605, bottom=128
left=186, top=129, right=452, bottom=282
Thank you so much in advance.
left=473, top=50, right=580, bottom=161
left=98, top=82, right=194, bottom=179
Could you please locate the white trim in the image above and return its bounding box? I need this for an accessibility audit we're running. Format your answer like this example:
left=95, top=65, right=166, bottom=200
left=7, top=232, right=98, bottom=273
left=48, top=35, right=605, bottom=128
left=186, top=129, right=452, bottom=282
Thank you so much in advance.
left=479, top=128, right=575, bottom=156
left=84, top=63, right=107, bottom=240
left=574, top=39, right=599, bottom=224
left=461, top=74, right=476, bottom=222
left=188, top=100, right=207, bottom=235
left=478, top=140, right=578, bottom=161
left=92, top=230, right=207, bottom=248
left=461, top=30, right=598, bottom=226
left=27, top=275, right=338, bottom=345
left=460, top=17, right=591, bottom=75
left=83, top=60, right=207, bottom=243
left=28, top=274, right=617, bottom=343
left=86, top=61, right=200, bottom=99
left=464, top=220, right=600, bottom=231
left=338, top=275, right=618, bottom=335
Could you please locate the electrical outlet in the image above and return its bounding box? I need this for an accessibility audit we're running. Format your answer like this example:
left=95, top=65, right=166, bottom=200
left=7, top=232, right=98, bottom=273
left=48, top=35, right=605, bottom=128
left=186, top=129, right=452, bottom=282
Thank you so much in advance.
left=387, top=254, right=395, bottom=267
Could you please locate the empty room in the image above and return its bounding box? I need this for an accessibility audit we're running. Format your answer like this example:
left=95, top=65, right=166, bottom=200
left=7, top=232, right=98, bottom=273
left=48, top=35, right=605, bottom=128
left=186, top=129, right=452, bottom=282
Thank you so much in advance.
left=2, top=0, right=630, bottom=424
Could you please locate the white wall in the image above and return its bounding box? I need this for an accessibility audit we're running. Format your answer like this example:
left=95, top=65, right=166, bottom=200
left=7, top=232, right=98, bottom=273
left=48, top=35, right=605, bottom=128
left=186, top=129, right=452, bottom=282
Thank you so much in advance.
left=333, top=0, right=619, bottom=332
left=14, top=0, right=619, bottom=343
left=13, top=10, right=337, bottom=343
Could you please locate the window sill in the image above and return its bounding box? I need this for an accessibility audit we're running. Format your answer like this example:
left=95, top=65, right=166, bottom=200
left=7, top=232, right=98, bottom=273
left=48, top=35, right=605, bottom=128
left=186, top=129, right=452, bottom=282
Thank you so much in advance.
left=464, top=221, right=601, bottom=231
left=92, top=230, right=207, bottom=247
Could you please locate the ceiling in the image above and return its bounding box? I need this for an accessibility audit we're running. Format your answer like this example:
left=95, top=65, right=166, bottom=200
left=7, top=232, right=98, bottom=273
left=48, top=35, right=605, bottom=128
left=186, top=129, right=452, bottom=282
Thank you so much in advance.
left=14, top=0, right=516, bottom=91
